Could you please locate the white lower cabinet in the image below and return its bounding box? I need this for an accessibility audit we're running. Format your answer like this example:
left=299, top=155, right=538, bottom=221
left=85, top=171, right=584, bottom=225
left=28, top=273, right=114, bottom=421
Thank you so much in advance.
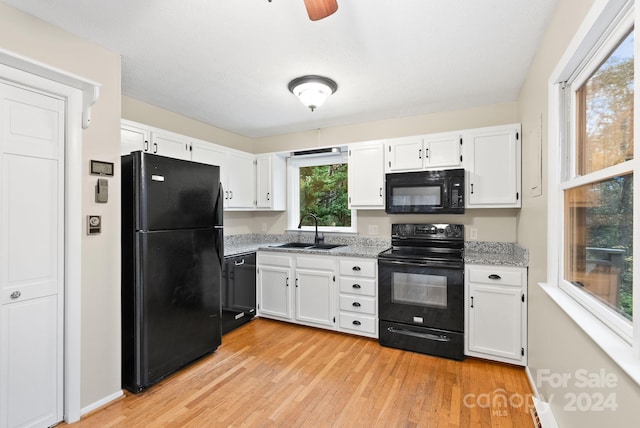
left=257, top=253, right=293, bottom=320
left=257, top=252, right=336, bottom=331
left=465, top=264, right=527, bottom=366
left=257, top=252, right=378, bottom=338
left=294, top=256, right=336, bottom=329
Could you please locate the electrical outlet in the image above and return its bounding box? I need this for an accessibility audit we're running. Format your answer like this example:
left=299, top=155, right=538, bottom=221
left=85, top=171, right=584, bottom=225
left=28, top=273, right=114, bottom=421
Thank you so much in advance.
left=368, top=225, right=379, bottom=236
left=469, top=228, right=478, bottom=240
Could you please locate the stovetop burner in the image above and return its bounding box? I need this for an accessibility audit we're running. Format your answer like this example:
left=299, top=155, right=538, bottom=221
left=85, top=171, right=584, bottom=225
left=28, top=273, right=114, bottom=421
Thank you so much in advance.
left=379, top=223, right=464, bottom=261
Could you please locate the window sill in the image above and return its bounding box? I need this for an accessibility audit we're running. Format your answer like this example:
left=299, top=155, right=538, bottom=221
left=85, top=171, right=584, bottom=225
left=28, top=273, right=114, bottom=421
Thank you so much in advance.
left=538, top=283, right=640, bottom=387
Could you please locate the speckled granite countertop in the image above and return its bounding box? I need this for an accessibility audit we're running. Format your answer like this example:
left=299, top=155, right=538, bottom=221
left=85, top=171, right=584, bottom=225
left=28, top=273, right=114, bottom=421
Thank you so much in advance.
left=224, top=233, right=391, bottom=259
left=226, top=234, right=527, bottom=266
left=464, top=241, right=529, bottom=267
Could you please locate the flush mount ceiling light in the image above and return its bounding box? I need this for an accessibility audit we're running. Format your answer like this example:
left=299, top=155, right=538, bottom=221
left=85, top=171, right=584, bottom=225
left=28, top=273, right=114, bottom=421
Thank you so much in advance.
left=288, top=75, right=338, bottom=112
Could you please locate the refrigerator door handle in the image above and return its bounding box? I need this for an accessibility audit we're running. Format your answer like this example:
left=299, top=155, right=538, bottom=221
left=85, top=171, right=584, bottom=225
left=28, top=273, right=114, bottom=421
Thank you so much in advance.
left=214, top=183, right=225, bottom=267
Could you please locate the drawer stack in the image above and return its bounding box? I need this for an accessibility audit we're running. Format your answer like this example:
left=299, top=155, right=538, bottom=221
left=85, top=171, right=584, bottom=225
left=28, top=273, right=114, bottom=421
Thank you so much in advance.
left=337, top=258, right=378, bottom=338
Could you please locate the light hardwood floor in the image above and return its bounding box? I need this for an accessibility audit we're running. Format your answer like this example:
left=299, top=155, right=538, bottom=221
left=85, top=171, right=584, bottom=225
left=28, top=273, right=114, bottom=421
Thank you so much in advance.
left=70, top=319, right=534, bottom=427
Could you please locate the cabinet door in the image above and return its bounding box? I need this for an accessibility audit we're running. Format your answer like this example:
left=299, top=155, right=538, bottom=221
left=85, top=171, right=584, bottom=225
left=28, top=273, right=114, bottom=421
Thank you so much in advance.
left=191, top=141, right=228, bottom=196
left=257, top=265, right=291, bottom=319
left=466, top=127, right=520, bottom=207
left=121, top=122, right=150, bottom=155
left=227, top=151, right=255, bottom=209
left=295, top=269, right=334, bottom=328
left=468, top=283, right=523, bottom=362
left=150, top=131, right=191, bottom=160
left=386, top=136, right=424, bottom=172
left=348, top=142, right=385, bottom=209
left=425, top=134, right=461, bottom=167
left=255, top=155, right=272, bottom=208
left=256, top=154, right=286, bottom=211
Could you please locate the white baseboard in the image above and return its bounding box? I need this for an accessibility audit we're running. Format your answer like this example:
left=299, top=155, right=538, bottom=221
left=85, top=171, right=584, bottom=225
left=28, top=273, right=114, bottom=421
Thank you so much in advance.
left=526, top=367, right=559, bottom=428
left=531, top=397, right=559, bottom=428
left=80, top=390, right=124, bottom=417
left=526, top=366, right=539, bottom=397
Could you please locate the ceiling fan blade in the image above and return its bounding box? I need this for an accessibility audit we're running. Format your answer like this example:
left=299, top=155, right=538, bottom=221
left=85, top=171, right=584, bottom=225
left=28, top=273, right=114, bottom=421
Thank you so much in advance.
left=304, top=0, right=338, bottom=21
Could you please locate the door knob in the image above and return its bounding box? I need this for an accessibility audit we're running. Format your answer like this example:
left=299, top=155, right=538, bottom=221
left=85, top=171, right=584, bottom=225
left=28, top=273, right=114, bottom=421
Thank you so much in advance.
left=10, top=291, right=21, bottom=299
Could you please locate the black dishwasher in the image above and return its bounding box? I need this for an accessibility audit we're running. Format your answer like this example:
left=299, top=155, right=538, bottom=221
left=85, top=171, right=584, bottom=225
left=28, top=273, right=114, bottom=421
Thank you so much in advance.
left=221, top=252, right=256, bottom=334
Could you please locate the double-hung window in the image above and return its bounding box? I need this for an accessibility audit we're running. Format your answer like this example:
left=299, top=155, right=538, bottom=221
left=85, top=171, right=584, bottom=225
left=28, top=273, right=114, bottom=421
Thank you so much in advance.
left=549, top=0, right=638, bottom=362
left=287, top=150, right=357, bottom=233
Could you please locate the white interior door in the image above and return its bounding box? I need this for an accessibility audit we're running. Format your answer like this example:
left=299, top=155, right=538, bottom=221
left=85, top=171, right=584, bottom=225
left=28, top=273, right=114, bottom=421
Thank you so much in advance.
left=0, top=82, right=64, bottom=428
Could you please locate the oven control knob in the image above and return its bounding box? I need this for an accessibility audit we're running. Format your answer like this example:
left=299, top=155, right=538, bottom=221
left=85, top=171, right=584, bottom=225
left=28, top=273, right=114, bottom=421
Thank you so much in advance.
left=446, top=226, right=452, bottom=235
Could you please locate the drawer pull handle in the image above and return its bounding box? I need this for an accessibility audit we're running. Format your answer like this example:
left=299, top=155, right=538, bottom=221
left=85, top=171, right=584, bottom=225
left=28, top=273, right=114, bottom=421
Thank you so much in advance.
left=488, top=274, right=502, bottom=280
left=353, top=320, right=361, bottom=326
left=10, top=291, right=21, bottom=299
left=352, top=284, right=361, bottom=289
left=352, top=266, right=361, bottom=271
left=352, top=302, right=361, bottom=307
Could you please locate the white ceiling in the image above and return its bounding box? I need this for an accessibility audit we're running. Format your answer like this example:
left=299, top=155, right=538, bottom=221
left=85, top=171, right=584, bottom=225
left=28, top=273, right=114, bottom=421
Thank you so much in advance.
left=2, top=0, right=558, bottom=138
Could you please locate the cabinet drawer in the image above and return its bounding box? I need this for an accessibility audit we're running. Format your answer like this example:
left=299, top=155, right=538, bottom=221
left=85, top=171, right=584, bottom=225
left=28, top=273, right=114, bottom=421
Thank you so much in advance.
left=339, top=295, right=376, bottom=315
left=339, top=313, right=377, bottom=335
left=468, top=267, right=523, bottom=287
left=339, top=278, right=376, bottom=297
left=258, top=253, right=292, bottom=267
left=339, top=259, right=376, bottom=277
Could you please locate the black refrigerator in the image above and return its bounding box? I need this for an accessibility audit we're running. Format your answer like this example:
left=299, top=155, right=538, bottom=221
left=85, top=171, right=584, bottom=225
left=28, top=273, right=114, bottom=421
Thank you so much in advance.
left=121, top=151, right=224, bottom=393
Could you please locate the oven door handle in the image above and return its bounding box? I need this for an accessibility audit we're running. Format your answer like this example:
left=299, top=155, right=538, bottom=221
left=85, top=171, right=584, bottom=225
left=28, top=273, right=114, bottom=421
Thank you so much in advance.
left=386, top=326, right=451, bottom=342
left=378, top=259, right=464, bottom=270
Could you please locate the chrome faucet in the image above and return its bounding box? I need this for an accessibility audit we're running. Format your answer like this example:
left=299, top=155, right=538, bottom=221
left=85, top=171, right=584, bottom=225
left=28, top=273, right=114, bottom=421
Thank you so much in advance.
left=298, top=213, right=324, bottom=246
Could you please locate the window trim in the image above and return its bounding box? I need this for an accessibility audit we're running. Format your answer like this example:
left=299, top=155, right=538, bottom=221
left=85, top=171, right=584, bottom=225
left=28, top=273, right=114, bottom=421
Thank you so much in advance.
left=546, top=0, right=640, bottom=381
left=287, top=152, right=357, bottom=234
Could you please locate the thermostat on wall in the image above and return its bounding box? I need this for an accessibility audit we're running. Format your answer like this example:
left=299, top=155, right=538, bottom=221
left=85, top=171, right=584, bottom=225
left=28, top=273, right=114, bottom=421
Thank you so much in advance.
left=90, top=160, right=114, bottom=176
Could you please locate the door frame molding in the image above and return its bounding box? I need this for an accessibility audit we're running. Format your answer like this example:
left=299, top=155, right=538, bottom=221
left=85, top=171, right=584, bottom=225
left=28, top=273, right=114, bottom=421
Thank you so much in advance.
left=0, top=50, right=100, bottom=424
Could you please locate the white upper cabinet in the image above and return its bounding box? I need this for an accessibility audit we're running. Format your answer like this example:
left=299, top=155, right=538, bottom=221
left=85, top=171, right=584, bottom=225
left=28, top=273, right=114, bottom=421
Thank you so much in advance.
left=191, top=140, right=256, bottom=210
left=348, top=141, right=385, bottom=209
left=121, top=120, right=150, bottom=155
left=226, top=150, right=256, bottom=209
left=150, top=129, right=191, bottom=160
left=191, top=138, right=227, bottom=169
left=256, top=153, right=286, bottom=211
left=426, top=133, right=463, bottom=167
left=464, top=124, right=521, bottom=208
left=385, top=133, right=461, bottom=173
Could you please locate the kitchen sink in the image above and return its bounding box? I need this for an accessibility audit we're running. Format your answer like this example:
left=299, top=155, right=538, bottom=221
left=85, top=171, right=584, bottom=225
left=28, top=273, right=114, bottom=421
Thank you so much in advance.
left=273, top=242, right=314, bottom=248
left=307, top=244, right=344, bottom=250
left=271, top=242, right=344, bottom=250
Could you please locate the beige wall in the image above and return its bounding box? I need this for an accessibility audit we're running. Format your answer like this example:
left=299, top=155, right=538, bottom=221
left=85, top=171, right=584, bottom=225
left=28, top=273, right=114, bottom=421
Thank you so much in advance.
left=0, top=3, right=122, bottom=410
left=253, top=102, right=517, bottom=153
left=517, top=0, right=640, bottom=426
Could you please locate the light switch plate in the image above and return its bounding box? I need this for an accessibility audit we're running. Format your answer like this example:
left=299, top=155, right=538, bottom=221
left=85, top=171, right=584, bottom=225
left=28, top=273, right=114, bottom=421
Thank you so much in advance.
left=469, top=228, right=478, bottom=240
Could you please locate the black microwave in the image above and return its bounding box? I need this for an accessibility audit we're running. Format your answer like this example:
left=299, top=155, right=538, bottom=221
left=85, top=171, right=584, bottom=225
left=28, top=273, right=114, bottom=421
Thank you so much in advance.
left=385, top=168, right=465, bottom=214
